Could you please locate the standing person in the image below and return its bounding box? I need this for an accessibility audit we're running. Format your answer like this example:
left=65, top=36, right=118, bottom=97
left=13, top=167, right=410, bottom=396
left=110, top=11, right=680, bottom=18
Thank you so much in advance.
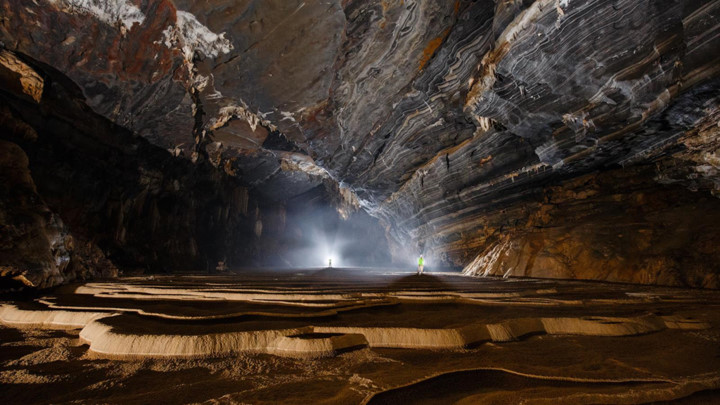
left=417, top=255, right=424, bottom=275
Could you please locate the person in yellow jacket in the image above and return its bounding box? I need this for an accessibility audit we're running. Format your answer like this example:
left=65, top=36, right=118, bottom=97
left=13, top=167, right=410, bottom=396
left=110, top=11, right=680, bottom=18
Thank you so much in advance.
left=417, top=255, right=424, bottom=275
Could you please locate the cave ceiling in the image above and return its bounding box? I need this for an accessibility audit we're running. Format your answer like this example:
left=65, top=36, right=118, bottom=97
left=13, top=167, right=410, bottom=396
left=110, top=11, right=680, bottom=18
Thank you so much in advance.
left=1, top=0, right=719, bottom=262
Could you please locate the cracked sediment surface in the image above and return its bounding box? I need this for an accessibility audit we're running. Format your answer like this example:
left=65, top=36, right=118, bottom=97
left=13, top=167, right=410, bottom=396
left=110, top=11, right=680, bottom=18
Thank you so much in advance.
left=1, top=269, right=720, bottom=403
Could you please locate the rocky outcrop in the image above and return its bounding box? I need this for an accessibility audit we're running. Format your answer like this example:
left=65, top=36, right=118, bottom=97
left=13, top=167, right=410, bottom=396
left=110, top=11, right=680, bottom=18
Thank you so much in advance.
left=1, top=0, right=719, bottom=286
left=460, top=165, right=720, bottom=288
left=0, top=137, right=118, bottom=289
left=0, top=52, right=256, bottom=288
left=0, top=50, right=43, bottom=103
left=0, top=140, right=72, bottom=288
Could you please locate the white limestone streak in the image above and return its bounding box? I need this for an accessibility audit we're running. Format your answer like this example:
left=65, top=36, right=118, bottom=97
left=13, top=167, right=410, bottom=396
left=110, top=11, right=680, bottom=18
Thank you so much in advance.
left=208, top=103, right=276, bottom=133
left=46, top=0, right=145, bottom=30
left=477, top=117, right=492, bottom=131
left=467, top=0, right=555, bottom=109
left=462, top=236, right=513, bottom=277
left=161, top=11, right=233, bottom=60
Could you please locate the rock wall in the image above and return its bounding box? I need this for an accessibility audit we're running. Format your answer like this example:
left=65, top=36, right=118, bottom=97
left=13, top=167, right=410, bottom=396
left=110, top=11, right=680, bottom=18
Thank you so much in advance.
left=0, top=48, right=391, bottom=287
left=0, top=137, right=118, bottom=289
left=0, top=52, right=257, bottom=288
left=0, top=139, right=79, bottom=288
left=460, top=166, right=720, bottom=288
left=376, top=82, right=720, bottom=287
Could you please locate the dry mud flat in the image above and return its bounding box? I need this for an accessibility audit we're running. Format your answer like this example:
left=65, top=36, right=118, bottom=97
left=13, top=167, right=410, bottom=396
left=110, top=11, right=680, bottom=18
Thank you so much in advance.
left=1, top=269, right=720, bottom=404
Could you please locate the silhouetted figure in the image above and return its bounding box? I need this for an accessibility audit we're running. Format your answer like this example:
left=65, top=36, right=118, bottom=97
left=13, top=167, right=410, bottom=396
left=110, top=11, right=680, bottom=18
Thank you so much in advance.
left=417, top=255, right=424, bottom=275
left=328, top=258, right=333, bottom=268
left=216, top=260, right=228, bottom=273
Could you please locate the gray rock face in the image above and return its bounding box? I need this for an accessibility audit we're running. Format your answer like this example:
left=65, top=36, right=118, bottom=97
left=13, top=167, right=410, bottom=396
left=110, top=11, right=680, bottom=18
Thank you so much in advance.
left=1, top=0, right=719, bottom=286
left=0, top=139, right=71, bottom=288
left=0, top=57, right=253, bottom=288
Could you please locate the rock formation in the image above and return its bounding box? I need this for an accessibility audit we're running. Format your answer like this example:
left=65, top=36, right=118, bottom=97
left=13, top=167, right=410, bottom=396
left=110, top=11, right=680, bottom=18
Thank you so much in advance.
left=4, top=272, right=720, bottom=403
left=0, top=273, right=712, bottom=358
left=1, top=0, right=719, bottom=287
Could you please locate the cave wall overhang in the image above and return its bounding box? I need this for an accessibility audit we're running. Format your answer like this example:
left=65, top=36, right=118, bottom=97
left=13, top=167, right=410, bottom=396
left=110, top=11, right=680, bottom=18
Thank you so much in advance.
left=1, top=0, right=719, bottom=286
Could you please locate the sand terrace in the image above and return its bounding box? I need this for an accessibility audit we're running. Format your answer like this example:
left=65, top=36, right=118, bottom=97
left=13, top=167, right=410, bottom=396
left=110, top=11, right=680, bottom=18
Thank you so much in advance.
left=1, top=268, right=719, bottom=403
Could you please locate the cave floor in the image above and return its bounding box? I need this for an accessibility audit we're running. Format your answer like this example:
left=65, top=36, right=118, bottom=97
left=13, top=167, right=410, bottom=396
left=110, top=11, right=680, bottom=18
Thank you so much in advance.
left=1, top=269, right=720, bottom=404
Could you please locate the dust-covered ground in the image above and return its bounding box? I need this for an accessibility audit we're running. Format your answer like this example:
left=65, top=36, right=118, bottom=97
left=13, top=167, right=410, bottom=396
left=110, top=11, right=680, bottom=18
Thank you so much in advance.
left=1, top=269, right=720, bottom=404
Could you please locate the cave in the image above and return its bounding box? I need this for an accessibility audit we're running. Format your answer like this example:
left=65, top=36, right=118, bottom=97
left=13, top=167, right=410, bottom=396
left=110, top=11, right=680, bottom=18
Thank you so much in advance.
left=1, top=0, right=719, bottom=403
